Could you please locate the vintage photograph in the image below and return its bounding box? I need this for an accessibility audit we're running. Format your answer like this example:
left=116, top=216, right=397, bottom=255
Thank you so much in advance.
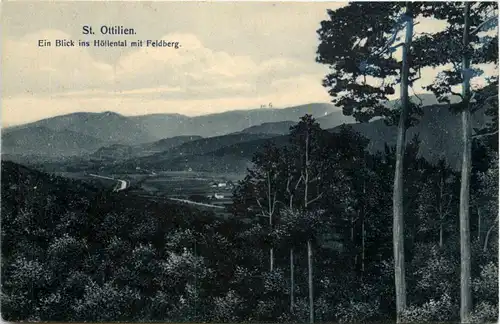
left=1, top=1, right=498, bottom=322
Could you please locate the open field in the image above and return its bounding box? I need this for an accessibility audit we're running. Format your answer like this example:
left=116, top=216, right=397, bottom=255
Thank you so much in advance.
left=55, top=170, right=241, bottom=209
left=136, top=172, right=239, bottom=204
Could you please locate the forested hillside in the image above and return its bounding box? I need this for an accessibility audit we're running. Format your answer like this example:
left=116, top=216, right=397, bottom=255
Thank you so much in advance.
left=230, top=115, right=498, bottom=323
left=1, top=161, right=253, bottom=321
left=2, top=109, right=497, bottom=322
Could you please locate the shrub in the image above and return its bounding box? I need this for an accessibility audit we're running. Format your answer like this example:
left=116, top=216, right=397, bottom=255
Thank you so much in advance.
left=401, top=293, right=458, bottom=322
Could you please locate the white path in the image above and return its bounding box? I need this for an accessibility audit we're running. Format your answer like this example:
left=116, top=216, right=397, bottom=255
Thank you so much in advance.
left=89, top=174, right=129, bottom=192
left=168, top=198, right=225, bottom=209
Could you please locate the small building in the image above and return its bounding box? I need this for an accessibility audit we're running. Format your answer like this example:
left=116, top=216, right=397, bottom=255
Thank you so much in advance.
left=217, top=182, right=227, bottom=188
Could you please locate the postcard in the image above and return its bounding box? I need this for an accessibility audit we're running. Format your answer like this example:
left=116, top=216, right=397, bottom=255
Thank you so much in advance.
left=1, top=1, right=498, bottom=323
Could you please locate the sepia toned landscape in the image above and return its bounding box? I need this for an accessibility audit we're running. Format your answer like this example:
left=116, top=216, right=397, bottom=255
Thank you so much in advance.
left=1, top=2, right=499, bottom=323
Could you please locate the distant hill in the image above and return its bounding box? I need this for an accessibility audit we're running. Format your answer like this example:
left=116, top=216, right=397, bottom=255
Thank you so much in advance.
left=91, top=144, right=135, bottom=160
left=1, top=160, right=98, bottom=199
left=90, top=135, right=204, bottom=160
left=140, top=135, right=204, bottom=154
left=6, top=111, right=156, bottom=145
left=239, top=121, right=297, bottom=135
left=117, top=133, right=278, bottom=171
left=2, top=103, right=345, bottom=160
left=2, top=126, right=103, bottom=157
left=128, top=103, right=345, bottom=138
left=334, top=104, right=491, bottom=169
left=238, top=110, right=359, bottom=136
left=1, top=95, right=464, bottom=166
left=141, top=103, right=490, bottom=174
left=317, top=110, right=363, bottom=129
left=128, top=113, right=192, bottom=139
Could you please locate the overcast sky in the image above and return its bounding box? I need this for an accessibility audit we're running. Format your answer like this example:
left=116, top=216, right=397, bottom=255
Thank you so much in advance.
left=1, top=1, right=497, bottom=126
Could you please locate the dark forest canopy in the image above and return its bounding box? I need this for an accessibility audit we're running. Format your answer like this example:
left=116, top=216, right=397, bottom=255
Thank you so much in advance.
left=2, top=108, right=498, bottom=322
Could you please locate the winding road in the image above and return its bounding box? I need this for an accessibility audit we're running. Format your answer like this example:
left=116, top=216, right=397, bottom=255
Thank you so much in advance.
left=89, top=174, right=129, bottom=192
left=88, top=175, right=224, bottom=209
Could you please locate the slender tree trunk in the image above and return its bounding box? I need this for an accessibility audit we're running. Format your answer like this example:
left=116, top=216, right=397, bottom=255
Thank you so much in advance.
left=305, top=133, right=310, bottom=204
left=304, top=130, right=314, bottom=323
left=268, top=174, right=274, bottom=272
left=362, top=181, right=366, bottom=273
left=351, top=216, right=355, bottom=242
left=290, top=247, right=295, bottom=313
left=477, top=207, right=482, bottom=242
left=439, top=222, right=444, bottom=249
left=270, top=248, right=274, bottom=271
left=460, top=4, right=472, bottom=322
left=483, top=216, right=499, bottom=252
left=393, top=3, right=413, bottom=322
left=307, top=240, right=314, bottom=324
left=269, top=207, right=274, bottom=272
left=362, top=218, right=365, bottom=273
left=288, top=193, right=295, bottom=312
left=351, top=214, right=357, bottom=267
left=439, top=176, right=444, bottom=248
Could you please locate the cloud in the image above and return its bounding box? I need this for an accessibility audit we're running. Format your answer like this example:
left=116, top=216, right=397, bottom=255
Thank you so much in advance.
left=2, top=7, right=496, bottom=128
left=1, top=30, right=334, bottom=126
left=2, top=29, right=114, bottom=96
left=2, top=30, right=326, bottom=99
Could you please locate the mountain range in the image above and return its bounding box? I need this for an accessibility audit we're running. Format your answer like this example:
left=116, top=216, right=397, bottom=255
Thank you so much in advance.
left=2, top=103, right=351, bottom=158
left=2, top=94, right=488, bottom=173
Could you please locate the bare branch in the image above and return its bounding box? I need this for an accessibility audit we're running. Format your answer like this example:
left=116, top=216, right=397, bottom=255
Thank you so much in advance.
left=483, top=215, right=499, bottom=252
left=306, top=192, right=324, bottom=207
left=391, top=42, right=405, bottom=50
left=309, top=175, right=321, bottom=184
left=472, top=94, right=498, bottom=114
left=294, top=175, right=304, bottom=192
left=271, top=190, right=279, bottom=216
left=450, top=91, right=464, bottom=99
left=370, top=21, right=406, bottom=59
left=410, top=84, right=423, bottom=106
left=409, top=76, right=421, bottom=84
left=470, top=16, right=497, bottom=37
left=473, top=130, right=499, bottom=139
left=256, top=198, right=266, bottom=216
left=484, top=94, right=498, bottom=103
left=409, top=68, right=421, bottom=84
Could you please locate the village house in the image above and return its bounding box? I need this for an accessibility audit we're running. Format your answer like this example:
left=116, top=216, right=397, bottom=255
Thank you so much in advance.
left=213, top=193, right=224, bottom=199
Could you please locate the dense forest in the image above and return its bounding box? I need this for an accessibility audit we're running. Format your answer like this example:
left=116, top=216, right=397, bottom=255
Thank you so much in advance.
left=1, top=108, right=498, bottom=322
left=1, top=1, right=499, bottom=323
